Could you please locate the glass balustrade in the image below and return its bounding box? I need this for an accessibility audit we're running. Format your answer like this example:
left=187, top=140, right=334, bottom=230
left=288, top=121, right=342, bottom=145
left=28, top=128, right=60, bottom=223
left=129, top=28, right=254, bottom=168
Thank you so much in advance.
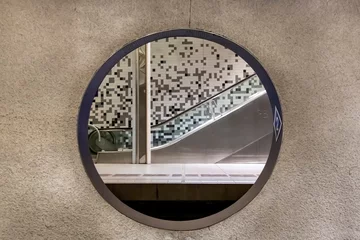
left=89, top=74, right=264, bottom=152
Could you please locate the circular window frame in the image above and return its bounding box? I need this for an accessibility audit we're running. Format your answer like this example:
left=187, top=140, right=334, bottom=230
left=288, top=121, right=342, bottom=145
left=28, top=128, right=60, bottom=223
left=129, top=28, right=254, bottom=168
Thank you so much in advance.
left=78, top=29, right=283, bottom=231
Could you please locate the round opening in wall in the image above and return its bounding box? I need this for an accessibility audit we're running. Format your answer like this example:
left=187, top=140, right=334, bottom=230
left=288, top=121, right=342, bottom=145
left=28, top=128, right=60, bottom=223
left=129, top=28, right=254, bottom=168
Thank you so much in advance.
left=78, top=29, right=283, bottom=230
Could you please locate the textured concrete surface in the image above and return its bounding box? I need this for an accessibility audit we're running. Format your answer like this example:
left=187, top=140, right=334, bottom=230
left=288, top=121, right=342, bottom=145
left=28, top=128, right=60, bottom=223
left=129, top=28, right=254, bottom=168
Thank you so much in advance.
left=1, top=0, right=359, bottom=239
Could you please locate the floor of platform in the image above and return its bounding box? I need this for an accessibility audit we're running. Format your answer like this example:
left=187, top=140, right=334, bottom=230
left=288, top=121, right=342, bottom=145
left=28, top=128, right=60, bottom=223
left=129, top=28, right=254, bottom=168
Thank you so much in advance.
left=96, top=163, right=264, bottom=184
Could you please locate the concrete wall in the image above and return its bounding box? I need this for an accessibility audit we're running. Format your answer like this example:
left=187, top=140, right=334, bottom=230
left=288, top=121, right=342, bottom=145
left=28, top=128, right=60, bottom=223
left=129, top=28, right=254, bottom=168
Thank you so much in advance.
left=1, top=0, right=359, bottom=239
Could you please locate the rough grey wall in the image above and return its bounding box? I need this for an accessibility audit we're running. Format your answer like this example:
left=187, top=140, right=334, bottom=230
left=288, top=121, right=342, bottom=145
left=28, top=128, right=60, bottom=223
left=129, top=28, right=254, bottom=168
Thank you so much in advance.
left=0, top=0, right=359, bottom=239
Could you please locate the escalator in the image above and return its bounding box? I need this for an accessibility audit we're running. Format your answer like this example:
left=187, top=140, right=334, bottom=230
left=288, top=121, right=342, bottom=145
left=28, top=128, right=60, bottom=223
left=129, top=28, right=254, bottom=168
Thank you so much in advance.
left=89, top=74, right=273, bottom=164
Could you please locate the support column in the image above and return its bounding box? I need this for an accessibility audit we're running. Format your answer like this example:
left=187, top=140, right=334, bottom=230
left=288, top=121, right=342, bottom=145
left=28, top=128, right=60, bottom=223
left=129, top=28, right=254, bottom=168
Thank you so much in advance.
left=146, top=43, right=151, bottom=164
left=132, top=50, right=139, bottom=164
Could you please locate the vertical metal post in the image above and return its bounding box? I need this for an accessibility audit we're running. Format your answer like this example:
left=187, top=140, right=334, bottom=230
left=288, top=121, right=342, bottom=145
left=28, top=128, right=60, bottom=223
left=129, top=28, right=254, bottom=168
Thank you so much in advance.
left=132, top=50, right=139, bottom=164
left=146, top=43, right=151, bottom=164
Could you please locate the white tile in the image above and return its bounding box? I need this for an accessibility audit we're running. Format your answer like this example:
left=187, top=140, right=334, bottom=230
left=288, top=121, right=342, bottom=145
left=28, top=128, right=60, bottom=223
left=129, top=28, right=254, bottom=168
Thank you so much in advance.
left=201, top=180, right=219, bottom=183
left=95, top=163, right=263, bottom=184
left=217, top=164, right=265, bottom=175
left=235, top=180, right=255, bottom=184
left=151, top=179, right=168, bottom=183
left=184, top=180, right=201, bottom=184
left=168, top=179, right=182, bottom=183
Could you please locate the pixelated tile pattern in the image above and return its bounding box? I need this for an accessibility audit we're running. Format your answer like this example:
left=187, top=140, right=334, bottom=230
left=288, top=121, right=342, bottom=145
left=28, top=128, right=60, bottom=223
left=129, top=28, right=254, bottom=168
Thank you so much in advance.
left=212, top=75, right=264, bottom=115
left=88, top=54, right=134, bottom=129
left=88, top=37, right=258, bottom=134
left=101, top=75, right=264, bottom=149
left=150, top=37, right=255, bottom=126
left=113, top=130, right=133, bottom=149
left=150, top=75, right=264, bottom=147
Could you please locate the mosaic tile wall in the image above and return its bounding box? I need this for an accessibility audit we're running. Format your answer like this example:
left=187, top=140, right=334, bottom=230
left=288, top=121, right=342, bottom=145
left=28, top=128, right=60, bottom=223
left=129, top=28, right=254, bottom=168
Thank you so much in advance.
left=88, top=37, right=255, bottom=129
left=88, top=54, right=134, bottom=129
left=111, top=75, right=264, bottom=149
left=150, top=37, right=255, bottom=125
left=212, top=75, right=264, bottom=115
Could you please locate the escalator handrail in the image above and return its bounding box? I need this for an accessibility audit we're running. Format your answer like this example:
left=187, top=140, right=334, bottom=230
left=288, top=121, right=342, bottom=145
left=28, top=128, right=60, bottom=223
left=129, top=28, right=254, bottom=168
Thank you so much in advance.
left=151, top=90, right=267, bottom=151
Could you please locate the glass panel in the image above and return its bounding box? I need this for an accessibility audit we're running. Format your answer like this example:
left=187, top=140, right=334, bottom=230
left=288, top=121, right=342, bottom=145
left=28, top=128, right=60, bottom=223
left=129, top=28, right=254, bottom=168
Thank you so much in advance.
left=151, top=101, right=212, bottom=147
left=212, top=75, right=265, bottom=118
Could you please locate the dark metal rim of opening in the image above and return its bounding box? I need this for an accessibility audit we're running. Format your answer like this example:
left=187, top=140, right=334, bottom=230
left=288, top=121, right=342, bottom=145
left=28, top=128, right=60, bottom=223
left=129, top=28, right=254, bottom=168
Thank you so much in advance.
left=77, top=29, right=283, bottom=231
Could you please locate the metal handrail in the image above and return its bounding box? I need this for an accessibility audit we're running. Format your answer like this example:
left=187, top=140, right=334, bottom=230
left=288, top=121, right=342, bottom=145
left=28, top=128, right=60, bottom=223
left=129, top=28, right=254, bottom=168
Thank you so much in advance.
left=88, top=124, right=101, bottom=142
